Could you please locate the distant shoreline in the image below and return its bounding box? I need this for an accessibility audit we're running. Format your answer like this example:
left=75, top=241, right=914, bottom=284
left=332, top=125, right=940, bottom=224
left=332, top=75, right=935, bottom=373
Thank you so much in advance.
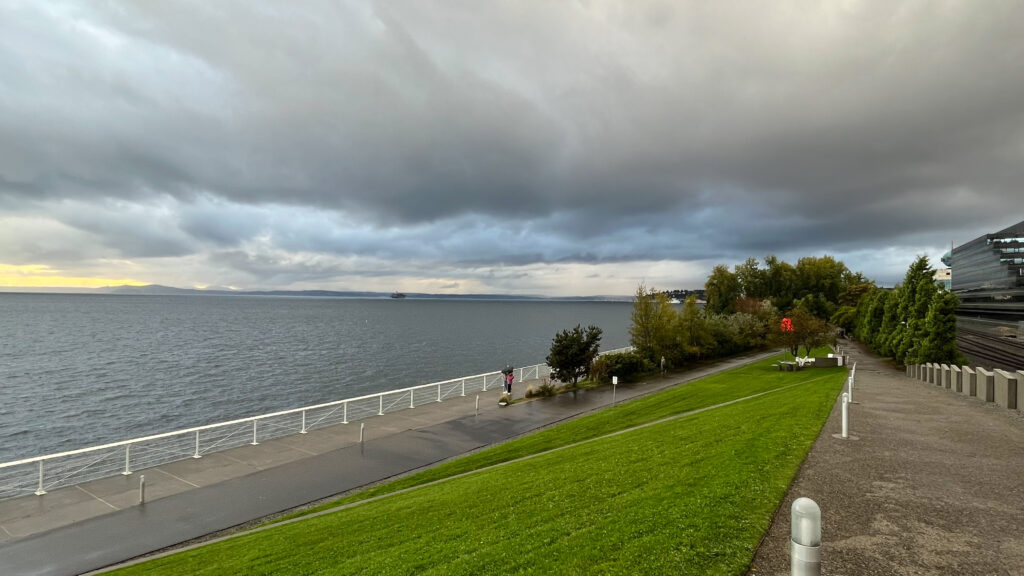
left=0, top=284, right=635, bottom=302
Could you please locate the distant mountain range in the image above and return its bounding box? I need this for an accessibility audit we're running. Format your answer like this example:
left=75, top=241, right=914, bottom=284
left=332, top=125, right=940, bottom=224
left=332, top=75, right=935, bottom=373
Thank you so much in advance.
left=89, top=284, right=631, bottom=302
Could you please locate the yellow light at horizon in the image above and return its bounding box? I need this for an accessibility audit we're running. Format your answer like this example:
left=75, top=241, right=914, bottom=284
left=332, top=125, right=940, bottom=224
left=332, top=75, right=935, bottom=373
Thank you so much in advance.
left=0, top=264, right=148, bottom=289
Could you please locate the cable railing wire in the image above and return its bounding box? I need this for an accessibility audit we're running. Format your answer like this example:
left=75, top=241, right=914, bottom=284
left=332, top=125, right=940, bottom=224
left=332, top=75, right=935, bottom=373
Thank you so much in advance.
left=0, top=347, right=631, bottom=500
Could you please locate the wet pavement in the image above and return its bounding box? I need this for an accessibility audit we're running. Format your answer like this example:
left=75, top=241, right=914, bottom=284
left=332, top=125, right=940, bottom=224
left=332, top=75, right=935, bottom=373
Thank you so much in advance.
left=0, top=351, right=774, bottom=576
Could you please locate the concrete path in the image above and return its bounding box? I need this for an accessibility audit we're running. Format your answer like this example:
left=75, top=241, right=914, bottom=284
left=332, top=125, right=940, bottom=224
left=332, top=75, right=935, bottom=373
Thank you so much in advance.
left=0, top=351, right=774, bottom=576
left=748, top=340, right=1024, bottom=576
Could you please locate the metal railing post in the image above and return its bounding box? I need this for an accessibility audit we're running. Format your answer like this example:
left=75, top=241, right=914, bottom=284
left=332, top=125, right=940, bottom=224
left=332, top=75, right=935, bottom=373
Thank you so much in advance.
left=482, top=376, right=488, bottom=392
left=378, top=395, right=384, bottom=415
left=461, top=379, right=466, bottom=396
left=35, top=461, right=46, bottom=495
left=343, top=401, right=348, bottom=424
left=300, top=410, right=307, bottom=434
left=251, top=420, right=259, bottom=445
left=437, top=383, right=442, bottom=402
left=410, top=390, right=415, bottom=409
left=122, top=444, right=132, bottom=476
left=193, top=431, right=201, bottom=458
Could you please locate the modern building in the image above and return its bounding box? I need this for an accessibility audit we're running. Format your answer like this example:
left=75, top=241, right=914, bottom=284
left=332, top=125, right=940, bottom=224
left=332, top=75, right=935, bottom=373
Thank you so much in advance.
left=950, top=219, right=1024, bottom=324
left=933, top=268, right=952, bottom=290
left=949, top=219, right=1024, bottom=369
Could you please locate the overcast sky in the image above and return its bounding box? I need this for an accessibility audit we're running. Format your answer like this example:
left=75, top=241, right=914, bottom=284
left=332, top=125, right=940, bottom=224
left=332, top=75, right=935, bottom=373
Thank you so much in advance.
left=2, top=1, right=1022, bottom=296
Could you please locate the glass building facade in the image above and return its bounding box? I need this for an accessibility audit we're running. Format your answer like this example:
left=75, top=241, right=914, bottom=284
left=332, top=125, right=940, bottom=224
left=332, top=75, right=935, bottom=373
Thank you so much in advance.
left=950, top=220, right=1024, bottom=327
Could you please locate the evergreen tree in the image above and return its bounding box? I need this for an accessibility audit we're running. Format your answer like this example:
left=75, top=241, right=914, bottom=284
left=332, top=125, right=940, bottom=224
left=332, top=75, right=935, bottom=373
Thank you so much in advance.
left=918, top=291, right=961, bottom=364
left=894, top=256, right=935, bottom=362
left=547, top=324, right=603, bottom=387
left=904, top=277, right=939, bottom=364
left=877, top=288, right=901, bottom=357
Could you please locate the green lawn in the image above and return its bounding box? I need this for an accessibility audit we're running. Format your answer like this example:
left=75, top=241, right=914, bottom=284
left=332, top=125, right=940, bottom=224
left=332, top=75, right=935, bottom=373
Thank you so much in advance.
left=278, top=351, right=837, bottom=520
left=114, top=354, right=844, bottom=575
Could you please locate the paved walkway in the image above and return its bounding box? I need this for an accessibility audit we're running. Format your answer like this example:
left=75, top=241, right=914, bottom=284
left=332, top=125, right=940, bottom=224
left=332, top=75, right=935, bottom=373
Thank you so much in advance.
left=749, top=340, right=1024, bottom=576
left=0, top=351, right=774, bottom=576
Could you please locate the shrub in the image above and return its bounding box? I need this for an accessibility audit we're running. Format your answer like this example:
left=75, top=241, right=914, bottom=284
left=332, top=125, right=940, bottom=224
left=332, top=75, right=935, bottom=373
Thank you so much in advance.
left=525, top=379, right=558, bottom=398
left=590, top=351, right=652, bottom=384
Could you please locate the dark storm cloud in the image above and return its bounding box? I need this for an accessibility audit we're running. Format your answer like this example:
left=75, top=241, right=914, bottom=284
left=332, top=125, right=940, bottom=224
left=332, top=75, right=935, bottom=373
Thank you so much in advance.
left=2, top=1, right=1023, bottom=290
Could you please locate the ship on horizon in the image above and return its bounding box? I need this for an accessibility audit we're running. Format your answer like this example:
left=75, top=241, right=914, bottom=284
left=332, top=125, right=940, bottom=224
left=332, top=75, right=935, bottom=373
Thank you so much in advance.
left=390, top=291, right=407, bottom=299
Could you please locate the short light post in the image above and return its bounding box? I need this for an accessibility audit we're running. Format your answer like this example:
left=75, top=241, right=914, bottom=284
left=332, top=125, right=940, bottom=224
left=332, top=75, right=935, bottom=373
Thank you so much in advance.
left=841, top=392, right=849, bottom=439
left=138, top=474, right=146, bottom=505
left=612, top=376, right=618, bottom=405
left=790, top=497, right=821, bottom=576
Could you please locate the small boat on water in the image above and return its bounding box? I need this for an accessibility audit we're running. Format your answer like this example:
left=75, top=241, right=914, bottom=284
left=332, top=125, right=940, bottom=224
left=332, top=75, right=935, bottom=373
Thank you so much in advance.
left=390, top=292, right=407, bottom=299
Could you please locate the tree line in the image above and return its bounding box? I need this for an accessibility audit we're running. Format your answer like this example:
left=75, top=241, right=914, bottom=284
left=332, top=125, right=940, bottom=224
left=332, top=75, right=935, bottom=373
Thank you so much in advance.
left=629, top=254, right=962, bottom=373
left=547, top=254, right=963, bottom=390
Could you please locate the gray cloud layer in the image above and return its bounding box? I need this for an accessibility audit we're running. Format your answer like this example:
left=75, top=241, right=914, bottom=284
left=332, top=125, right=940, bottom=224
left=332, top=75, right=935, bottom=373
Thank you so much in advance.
left=2, top=1, right=1022, bottom=293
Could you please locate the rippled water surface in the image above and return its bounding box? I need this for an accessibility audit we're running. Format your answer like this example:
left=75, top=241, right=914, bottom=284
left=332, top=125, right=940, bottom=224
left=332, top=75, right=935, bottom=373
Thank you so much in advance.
left=0, top=294, right=630, bottom=461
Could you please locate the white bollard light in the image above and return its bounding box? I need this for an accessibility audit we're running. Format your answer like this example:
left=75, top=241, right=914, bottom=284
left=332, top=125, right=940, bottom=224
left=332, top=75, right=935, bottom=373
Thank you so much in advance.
left=139, top=474, right=146, bottom=505
left=790, top=497, right=821, bottom=576
left=360, top=422, right=365, bottom=444
left=475, top=394, right=480, bottom=415
left=841, top=392, right=849, bottom=439
left=847, top=376, right=854, bottom=403
left=612, top=376, right=618, bottom=404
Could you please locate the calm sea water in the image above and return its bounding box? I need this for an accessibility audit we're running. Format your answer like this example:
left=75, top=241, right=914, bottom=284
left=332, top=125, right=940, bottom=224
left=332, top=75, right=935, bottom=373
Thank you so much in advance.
left=0, top=294, right=631, bottom=462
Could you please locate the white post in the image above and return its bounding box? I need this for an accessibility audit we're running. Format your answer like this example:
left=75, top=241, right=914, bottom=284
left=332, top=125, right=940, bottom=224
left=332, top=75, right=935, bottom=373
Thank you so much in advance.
left=461, top=379, right=466, bottom=396
left=122, top=444, right=132, bottom=476
left=790, top=497, right=822, bottom=576
left=379, top=396, right=384, bottom=416
left=482, top=376, right=488, bottom=392
left=251, top=420, right=259, bottom=445
left=138, top=474, right=146, bottom=505
left=847, top=376, right=854, bottom=403
left=475, top=394, right=480, bottom=415
left=437, top=383, right=442, bottom=402
left=612, top=376, right=618, bottom=405
left=301, top=410, right=307, bottom=434
left=343, top=401, right=348, bottom=424
left=410, top=390, right=415, bottom=409
left=194, top=431, right=202, bottom=458
left=841, top=392, right=849, bottom=439
left=360, top=422, right=365, bottom=444
left=35, top=461, right=46, bottom=495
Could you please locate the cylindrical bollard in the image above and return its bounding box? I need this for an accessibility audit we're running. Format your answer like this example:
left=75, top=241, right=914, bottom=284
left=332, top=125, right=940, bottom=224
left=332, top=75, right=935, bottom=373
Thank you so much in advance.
left=790, top=497, right=821, bottom=576
left=847, top=375, right=854, bottom=403
left=139, top=474, right=146, bottom=505
left=475, top=394, right=479, bottom=415
left=612, top=376, right=618, bottom=404
left=360, top=422, right=365, bottom=444
left=841, top=392, right=849, bottom=439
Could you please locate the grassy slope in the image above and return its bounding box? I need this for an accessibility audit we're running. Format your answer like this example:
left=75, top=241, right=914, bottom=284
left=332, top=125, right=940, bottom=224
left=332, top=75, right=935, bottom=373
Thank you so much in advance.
left=115, top=357, right=844, bottom=575
left=282, top=352, right=835, bottom=519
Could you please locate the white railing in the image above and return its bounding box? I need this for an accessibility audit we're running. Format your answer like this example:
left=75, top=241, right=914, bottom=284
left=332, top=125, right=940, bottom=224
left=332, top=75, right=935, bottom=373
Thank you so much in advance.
left=0, top=347, right=633, bottom=500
